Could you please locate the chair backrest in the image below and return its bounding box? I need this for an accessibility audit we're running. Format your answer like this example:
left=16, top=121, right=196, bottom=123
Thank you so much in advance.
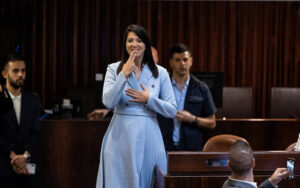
left=285, top=142, right=296, bottom=152
left=203, top=134, right=249, bottom=152
left=216, top=87, right=252, bottom=118
left=271, top=87, right=300, bottom=118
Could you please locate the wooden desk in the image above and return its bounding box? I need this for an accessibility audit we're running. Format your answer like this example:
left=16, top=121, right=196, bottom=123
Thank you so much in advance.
left=38, top=120, right=109, bottom=188
left=39, top=119, right=299, bottom=188
left=155, top=151, right=300, bottom=188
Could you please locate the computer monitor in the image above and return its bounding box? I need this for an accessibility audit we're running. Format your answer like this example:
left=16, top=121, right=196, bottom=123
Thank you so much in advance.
left=191, top=72, right=223, bottom=108
left=66, top=87, right=95, bottom=116
left=51, top=96, right=84, bottom=119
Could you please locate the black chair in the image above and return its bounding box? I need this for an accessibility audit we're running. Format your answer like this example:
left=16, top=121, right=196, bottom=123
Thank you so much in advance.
left=216, top=87, right=252, bottom=118
left=270, top=87, right=300, bottom=119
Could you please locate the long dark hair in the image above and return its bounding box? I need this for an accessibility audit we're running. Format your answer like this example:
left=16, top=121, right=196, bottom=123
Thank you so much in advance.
left=117, top=24, right=158, bottom=78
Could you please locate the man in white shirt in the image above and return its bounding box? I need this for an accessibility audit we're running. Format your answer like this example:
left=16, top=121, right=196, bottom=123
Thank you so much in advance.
left=223, top=140, right=289, bottom=188
left=0, top=54, right=40, bottom=188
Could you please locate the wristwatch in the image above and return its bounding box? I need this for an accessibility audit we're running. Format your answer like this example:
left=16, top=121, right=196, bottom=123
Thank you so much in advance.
left=192, top=116, right=198, bottom=125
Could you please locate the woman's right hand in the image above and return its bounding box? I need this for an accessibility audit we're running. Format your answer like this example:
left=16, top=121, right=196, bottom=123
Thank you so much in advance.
left=0, top=84, right=2, bottom=92
left=122, top=50, right=137, bottom=78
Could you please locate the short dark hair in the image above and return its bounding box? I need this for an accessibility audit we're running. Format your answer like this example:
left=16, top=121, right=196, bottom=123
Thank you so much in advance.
left=229, top=140, right=253, bottom=175
left=169, top=43, right=191, bottom=58
left=117, top=24, right=158, bottom=78
left=2, top=53, right=25, bottom=71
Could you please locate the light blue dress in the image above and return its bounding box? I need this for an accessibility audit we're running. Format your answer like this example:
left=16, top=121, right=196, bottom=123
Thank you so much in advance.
left=96, top=62, right=177, bottom=188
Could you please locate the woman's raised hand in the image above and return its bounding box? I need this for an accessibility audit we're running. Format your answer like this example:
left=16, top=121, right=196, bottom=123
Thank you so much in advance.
left=122, top=50, right=137, bottom=78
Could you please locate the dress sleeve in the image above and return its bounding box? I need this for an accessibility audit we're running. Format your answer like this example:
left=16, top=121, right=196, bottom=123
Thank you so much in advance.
left=102, top=64, right=127, bottom=109
left=146, top=68, right=177, bottom=118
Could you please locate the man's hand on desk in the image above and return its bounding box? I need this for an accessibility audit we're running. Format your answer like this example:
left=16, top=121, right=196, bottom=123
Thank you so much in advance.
left=87, top=109, right=110, bottom=120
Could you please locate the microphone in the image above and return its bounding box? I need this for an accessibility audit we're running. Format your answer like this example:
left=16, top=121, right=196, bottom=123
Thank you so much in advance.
left=39, top=108, right=54, bottom=120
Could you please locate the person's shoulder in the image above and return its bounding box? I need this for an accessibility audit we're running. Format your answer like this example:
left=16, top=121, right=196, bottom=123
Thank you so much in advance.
left=221, top=178, right=230, bottom=188
left=21, top=91, right=41, bottom=106
left=109, top=61, right=121, bottom=67
left=107, top=61, right=121, bottom=70
left=22, top=90, right=40, bottom=99
left=223, top=178, right=257, bottom=188
left=156, top=65, right=170, bottom=76
left=189, top=74, right=209, bottom=89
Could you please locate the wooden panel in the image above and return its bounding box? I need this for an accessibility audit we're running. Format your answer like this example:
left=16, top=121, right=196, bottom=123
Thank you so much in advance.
left=2, top=1, right=298, bottom=118
left=38, top=119, right=300, bottom=188
left=38, top=120, right=109, bottom=188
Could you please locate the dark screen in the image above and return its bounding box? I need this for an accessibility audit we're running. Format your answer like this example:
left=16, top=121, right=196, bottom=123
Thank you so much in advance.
left=191, top=72, right=223, bottom=108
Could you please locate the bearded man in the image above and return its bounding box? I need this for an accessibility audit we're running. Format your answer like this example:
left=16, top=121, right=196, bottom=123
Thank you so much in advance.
left=0, top=54, right=40, bottom=188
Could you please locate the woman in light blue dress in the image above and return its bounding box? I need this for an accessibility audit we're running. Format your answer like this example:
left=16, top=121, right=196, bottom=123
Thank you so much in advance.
left=96, top=24, right=177, bottom=188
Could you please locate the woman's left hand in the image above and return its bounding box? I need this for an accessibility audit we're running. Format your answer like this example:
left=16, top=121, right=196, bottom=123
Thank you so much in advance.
left=126, top=83, right=149, bottom=103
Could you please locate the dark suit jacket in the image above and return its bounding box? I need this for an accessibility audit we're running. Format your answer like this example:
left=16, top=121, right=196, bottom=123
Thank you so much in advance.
left=222, top=178, right=275, bottom=188
left=157, top=74, right=217, bottom=151
left=0, top=89, right=40, bottom=176
left=0, top=88, right=12, bottom=115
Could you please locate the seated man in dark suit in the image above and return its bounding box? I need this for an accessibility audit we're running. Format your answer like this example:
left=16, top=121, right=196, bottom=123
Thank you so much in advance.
left=0, top=54, right=41, bottom=188
left=223, top=140, right=288, bottom=188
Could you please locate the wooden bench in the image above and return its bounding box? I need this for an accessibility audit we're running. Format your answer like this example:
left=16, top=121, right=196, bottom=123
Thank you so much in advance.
left=155, top=151, right=300, bottom=188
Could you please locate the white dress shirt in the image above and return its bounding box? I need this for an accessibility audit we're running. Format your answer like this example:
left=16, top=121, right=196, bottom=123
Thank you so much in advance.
left=229, top=177, right=257, bottom=187
left=9, top=92, right=22, bottom=125
left=171, top=76, right=190, bottom=145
